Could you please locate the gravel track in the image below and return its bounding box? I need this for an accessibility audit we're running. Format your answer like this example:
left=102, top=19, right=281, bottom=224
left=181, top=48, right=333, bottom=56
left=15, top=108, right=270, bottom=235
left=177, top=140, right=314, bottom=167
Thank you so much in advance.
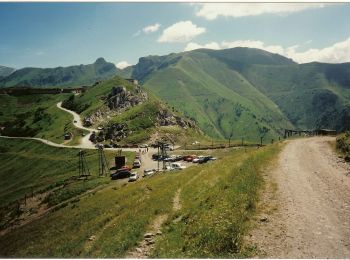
left=248, top=136, right=350, bottom=258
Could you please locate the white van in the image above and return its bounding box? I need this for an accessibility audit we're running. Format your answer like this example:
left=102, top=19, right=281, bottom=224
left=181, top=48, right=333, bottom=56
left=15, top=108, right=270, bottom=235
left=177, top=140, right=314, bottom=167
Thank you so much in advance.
left=170, top=162, right=186, bottom=170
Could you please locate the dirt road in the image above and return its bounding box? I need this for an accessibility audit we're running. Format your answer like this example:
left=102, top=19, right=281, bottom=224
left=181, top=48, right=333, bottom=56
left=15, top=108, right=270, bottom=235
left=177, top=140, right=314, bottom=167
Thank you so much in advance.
left=249, top=136, right=350, bottom=258
left=57, top=102, right=97, bottom=148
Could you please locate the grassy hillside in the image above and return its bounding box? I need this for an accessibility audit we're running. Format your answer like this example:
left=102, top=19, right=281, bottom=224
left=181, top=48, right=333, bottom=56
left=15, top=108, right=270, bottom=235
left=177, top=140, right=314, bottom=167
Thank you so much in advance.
left=137, top=50, right=292, bottom=141
left=0, top=58, right=117, bottom=88
left=0, top=138, right=134, bottom=207
left=0, top=138, right=134, bottom=232
left=0, top=93, right=87, bottom=144
left=62, top=76, right=208, bottom=145
left=127, top=47, right=350, bottom=139
left=241, top=63, right=350, bottom=131
left=0, top=142, right=281, bottom=257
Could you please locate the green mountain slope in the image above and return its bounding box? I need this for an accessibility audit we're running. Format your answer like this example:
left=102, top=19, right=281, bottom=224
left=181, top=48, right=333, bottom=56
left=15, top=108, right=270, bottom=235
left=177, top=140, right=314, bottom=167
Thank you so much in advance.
left=240, top=62, right=350, bottom=131
left=125, top=47, right=350, bottom=139
left=131, top=48, right=294, bottom=141
left=0, top=58, right=117, bottom=88
left=61, top=76, right=206, bottom=145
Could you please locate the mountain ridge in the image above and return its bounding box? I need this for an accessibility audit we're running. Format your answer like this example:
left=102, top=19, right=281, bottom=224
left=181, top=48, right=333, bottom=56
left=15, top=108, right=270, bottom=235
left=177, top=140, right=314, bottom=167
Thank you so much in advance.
left=119, top=47, right=350, bottom=139
left=0, top=58, right=118, bottom=88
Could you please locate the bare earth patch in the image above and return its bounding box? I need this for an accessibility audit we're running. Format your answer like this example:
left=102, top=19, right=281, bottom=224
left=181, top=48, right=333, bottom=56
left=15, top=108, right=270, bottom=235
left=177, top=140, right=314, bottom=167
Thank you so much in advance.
left=246, top=136, right=350, bottom=258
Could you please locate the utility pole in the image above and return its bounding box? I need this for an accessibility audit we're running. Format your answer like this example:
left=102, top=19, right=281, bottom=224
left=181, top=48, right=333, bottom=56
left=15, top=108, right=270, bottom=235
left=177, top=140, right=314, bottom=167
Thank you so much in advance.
left=78, top=150, right=90, bottom=178
left=157, top=143, right=160, bottom=172
left=97, top=145, right=109, bottom=177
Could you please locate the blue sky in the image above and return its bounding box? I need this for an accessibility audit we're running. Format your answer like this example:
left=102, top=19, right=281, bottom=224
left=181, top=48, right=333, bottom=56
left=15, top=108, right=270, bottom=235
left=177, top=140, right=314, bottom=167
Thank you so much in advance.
left=1, top=3, right=350, bottom=69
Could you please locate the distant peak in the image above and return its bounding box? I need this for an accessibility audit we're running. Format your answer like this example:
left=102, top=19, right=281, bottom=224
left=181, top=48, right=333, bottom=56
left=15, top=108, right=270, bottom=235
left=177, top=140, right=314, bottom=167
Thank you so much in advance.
left=95, top=57, right=107, bottom=64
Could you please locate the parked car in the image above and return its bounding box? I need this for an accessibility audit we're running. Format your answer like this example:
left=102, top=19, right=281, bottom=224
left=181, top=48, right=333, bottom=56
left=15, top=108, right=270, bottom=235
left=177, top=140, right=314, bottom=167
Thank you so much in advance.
left=74, top=120, right=77, bottom=123
left=139, top=144, right=148, bottom=148
left=110, top=167, right=130, bottom=177
left=129, top=172, right=139, bottom=182
left=164, top=156, right=174, bottom=162
left=119, top=165, right=132, bottom=171
left=143, top=169, right=155, bottom=177
left=198, top=156, right=211, bottom=164
left=170, top=162, right=186, bottom=170
left=111, top=170, right=131, bottom=180
left=193, top=156, right=205, bottom=163
left=133, top=159, right=141, bottom=168
left=152, top=154, right=164, bottom=161
left=104, top=144, right=112, bottom=148
left=183, top=155, right=197, bottom=162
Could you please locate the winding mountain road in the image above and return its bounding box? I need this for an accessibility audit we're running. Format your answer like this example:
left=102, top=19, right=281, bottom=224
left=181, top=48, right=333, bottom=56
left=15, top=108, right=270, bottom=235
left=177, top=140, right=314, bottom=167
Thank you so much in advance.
left=56, top=102, right=97, bottom=148
left=249, top=136, right=350, bottom=258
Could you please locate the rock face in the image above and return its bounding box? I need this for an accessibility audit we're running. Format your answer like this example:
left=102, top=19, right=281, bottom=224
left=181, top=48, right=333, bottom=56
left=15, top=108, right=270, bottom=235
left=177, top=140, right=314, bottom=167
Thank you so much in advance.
left=107, top=85, right=147, bottom=110
left=156, top=109, right=196, bottom=129
left=104, top=123, right=128, bottom=142
left=84, top=84, right=198, bottom=144
left=83, top=85, right=148, bottom=127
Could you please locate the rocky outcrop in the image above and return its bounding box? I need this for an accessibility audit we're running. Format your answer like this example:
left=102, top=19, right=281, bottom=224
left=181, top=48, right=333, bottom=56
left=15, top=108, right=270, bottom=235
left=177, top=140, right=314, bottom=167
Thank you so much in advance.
left=156, top=109, right=196, bottom=129
left=83, top=85, right=148, bottom=127
left=107, top=85, right=147, bottom=110
left=104, top=123, right=128, bottom=142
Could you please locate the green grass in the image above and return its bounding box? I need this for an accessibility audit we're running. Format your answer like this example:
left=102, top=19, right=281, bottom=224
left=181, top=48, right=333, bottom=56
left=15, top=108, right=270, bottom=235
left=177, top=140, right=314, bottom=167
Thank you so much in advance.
left=0, top=138, right=134, bottom=207
left=0, top=142, right=281, bottom=257
left=61, top=76, right=137, bottom=118
left=336, top=132, right=350, bottom=156
left=151, top=144, right=281, bottom=258
left=0, top=93, right=88, bottom=144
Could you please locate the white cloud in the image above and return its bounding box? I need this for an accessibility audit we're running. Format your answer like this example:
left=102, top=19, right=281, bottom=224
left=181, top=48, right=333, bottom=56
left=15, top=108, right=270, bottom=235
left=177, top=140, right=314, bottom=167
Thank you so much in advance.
left=286, top=37, right=350, bottom=63
left=158, top=21, right=206, bottom=43
left=195, top=3, right=327, bottom=20
left=116, top=61, right=131, bottom=69
left=182, top=37, right=350, bottom=64
left=143, top=23, right=161, bottom=34
left=184, top=42, right=220, bottom=52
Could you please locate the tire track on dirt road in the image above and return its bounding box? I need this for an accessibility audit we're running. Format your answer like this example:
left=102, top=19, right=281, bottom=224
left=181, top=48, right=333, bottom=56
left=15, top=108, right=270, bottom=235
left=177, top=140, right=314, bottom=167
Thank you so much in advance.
left=248, top=136, right=350, bottom=258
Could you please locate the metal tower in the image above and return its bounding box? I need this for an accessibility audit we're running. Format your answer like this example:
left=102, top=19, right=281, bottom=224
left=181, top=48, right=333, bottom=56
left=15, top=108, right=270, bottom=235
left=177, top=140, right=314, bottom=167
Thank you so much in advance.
left=78, top=150, right=91, bottom=178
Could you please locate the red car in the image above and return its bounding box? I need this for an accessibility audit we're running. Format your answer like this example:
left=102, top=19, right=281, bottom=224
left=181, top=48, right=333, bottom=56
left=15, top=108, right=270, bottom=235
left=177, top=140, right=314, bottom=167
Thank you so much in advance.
left=183, top=155, right=197, bottom=162
left=120, top=165, right=132, bottom=171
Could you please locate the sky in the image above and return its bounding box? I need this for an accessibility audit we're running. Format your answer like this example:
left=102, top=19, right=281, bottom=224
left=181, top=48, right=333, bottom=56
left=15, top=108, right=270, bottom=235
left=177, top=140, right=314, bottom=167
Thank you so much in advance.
left=1, top=2, right=350, bottom=69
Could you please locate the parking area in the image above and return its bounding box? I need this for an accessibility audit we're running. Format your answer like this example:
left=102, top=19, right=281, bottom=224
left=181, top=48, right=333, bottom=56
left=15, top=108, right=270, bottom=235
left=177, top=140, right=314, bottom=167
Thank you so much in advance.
left=110, top=146, right=218, bottom=182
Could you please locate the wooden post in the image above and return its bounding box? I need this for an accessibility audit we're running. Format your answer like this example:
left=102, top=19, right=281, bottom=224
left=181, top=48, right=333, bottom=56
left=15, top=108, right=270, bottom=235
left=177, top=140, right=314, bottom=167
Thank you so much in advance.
left=260, top=137, right=263, bottom=146
left=241, top=137, right=244, bottom=146
left=228, top=138, right=231, bottom=148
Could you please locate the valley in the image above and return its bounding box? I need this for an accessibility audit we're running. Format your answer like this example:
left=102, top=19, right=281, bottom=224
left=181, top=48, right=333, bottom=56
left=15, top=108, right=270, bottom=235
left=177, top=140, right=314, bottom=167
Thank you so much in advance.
left=1, top=47, right=350, bottom=258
